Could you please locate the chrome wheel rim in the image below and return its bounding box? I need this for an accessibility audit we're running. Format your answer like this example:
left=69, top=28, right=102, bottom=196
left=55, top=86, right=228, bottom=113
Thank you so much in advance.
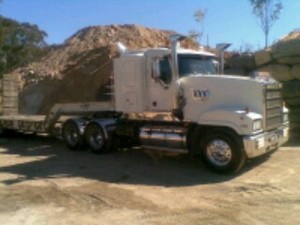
left=206, top=139, right=232, bottom=166
left=88, top=125, right=104, bottom=150
left=64, top=124, right=79, bottom=147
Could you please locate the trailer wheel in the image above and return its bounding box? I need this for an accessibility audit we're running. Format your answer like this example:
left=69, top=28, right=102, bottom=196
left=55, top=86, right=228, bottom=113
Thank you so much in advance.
left=62, top=120, right=85, bottom=150
left=200, top=131, right=246, bottom=174
left=85, top=123, right=110, bottom=154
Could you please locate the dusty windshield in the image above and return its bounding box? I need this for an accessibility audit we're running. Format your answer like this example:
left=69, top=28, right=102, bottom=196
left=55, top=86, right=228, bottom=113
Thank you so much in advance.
left=178, top=54, right=217, bottom=77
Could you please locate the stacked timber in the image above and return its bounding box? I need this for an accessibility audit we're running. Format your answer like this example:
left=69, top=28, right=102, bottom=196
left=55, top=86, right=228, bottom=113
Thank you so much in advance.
left=255, top=30, right=300, bottom=141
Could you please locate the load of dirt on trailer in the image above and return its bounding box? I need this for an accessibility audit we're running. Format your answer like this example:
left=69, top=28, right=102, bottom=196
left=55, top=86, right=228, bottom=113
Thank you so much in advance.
left=254, top=30, right=300, bottom=141
left=11, top=24, right=197, bottom=114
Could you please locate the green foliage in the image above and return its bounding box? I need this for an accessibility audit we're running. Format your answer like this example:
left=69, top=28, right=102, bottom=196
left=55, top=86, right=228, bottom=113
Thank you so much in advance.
left=249, top=0, right=283, bottom=48
left=0, top=16, right=48, bottom=77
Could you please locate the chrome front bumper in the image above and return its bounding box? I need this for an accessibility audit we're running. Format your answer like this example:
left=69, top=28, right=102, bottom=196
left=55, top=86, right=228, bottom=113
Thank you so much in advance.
left=243, top=125, right=289, bottom=158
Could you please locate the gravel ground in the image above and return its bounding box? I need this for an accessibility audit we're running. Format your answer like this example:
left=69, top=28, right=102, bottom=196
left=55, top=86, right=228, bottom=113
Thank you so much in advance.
left=0, top=134, right=299, bottom=225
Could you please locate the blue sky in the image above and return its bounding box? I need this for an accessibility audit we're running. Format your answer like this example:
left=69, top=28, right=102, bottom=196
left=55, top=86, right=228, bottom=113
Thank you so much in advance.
left=1, top=0, right=300, bottom=51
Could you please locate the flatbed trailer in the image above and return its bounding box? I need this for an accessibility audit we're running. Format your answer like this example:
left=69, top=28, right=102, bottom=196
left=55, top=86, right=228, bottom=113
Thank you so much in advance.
left=0, top=101, right=115, bottom=136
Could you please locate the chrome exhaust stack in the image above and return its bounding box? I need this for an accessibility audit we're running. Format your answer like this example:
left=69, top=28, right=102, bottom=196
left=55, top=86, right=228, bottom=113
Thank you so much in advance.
left=216, top=43, right=231, bottom=74
left=170, top=34, right=186, bottom=78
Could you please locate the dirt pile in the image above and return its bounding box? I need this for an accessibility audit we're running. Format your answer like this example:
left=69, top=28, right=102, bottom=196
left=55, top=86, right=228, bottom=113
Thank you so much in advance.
left=13, top=24, right=197, bottom=114
left=254, top=30, right=300, bottom=141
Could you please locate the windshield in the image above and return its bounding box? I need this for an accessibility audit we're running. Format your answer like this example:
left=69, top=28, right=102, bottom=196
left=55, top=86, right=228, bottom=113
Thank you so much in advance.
left=178, top=54, right=217, bottom=77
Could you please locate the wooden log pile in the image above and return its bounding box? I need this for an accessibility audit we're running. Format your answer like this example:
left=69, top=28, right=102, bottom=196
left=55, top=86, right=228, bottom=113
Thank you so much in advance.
left=255, top=30, right=300, bottom=141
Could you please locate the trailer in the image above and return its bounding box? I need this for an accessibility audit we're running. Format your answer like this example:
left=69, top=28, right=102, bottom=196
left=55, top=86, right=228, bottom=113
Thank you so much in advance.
left=0, top=35, right=289, bottom=173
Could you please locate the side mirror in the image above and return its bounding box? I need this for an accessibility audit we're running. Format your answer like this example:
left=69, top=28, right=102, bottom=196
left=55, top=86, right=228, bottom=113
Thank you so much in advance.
left=212, top=59, right=220, bottom=74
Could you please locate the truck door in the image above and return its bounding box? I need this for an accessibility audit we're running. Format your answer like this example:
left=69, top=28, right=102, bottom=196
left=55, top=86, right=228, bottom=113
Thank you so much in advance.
left=147, top=54, right=177, bottom=112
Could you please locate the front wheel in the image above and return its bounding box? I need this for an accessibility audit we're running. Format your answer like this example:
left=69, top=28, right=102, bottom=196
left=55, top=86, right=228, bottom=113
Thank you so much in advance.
left=201, top=131, right=246, bottom=174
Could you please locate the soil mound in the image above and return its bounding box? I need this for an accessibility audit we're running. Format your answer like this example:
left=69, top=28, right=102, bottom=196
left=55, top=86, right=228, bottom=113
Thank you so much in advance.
left=14, top=24, right=197, bottom=114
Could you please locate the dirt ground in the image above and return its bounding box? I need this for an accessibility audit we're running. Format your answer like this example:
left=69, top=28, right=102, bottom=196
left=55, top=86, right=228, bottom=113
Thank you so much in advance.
left=0, top=134, right=299, bottom=225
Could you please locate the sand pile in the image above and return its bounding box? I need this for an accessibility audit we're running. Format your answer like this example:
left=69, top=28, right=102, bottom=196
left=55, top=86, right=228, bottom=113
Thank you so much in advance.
left=13, top=24, right=197, bottom=114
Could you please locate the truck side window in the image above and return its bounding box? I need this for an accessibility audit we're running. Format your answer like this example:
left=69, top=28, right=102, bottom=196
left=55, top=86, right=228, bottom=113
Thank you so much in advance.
left=159, top=57, right=172, bottom=84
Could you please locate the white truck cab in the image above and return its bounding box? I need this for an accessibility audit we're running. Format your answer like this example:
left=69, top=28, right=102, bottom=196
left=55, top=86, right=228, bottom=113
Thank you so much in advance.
left=113, top=34, right=289, bottom=173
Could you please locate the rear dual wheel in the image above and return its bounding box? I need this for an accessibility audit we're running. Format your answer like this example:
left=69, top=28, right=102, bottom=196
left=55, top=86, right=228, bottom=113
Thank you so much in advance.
left=62, top=120, right=85, bottom=150
left=62, top=119, right=114, bottom=154
left=84, top=123, right=111, bottom=154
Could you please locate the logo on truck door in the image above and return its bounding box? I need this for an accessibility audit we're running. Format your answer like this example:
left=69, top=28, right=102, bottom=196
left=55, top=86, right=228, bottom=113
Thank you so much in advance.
left=192, top=89, right=210, bottom=100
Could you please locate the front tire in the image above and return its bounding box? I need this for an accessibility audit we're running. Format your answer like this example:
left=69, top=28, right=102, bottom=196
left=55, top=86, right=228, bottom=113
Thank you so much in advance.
left=201, top=131, right=246, bottom=174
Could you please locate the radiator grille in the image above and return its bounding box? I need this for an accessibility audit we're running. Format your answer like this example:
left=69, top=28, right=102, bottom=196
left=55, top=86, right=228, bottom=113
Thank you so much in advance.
left=265, top=84, right=283, bottom=130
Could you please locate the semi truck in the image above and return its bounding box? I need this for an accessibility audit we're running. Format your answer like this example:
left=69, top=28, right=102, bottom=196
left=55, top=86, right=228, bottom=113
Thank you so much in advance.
left=0, top=34, right=289, bottom=173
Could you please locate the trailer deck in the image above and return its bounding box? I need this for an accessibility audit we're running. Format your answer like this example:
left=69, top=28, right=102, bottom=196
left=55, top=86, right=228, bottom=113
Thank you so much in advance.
left=0, top=115, right=47, bottom=133
left=0, top=101, right=115, bottom=135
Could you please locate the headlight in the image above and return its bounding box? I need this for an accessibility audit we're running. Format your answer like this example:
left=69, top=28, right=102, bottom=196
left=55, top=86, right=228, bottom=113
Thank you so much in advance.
left=253, top=119, right=263, bottom=131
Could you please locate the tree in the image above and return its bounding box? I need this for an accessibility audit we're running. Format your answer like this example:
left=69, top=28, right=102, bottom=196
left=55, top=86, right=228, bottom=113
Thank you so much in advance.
left=189, top=8, right=207, bottom=45
left=249, top=0, right=283, bottom=48
left=0, top=16, right=48, bottom=77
